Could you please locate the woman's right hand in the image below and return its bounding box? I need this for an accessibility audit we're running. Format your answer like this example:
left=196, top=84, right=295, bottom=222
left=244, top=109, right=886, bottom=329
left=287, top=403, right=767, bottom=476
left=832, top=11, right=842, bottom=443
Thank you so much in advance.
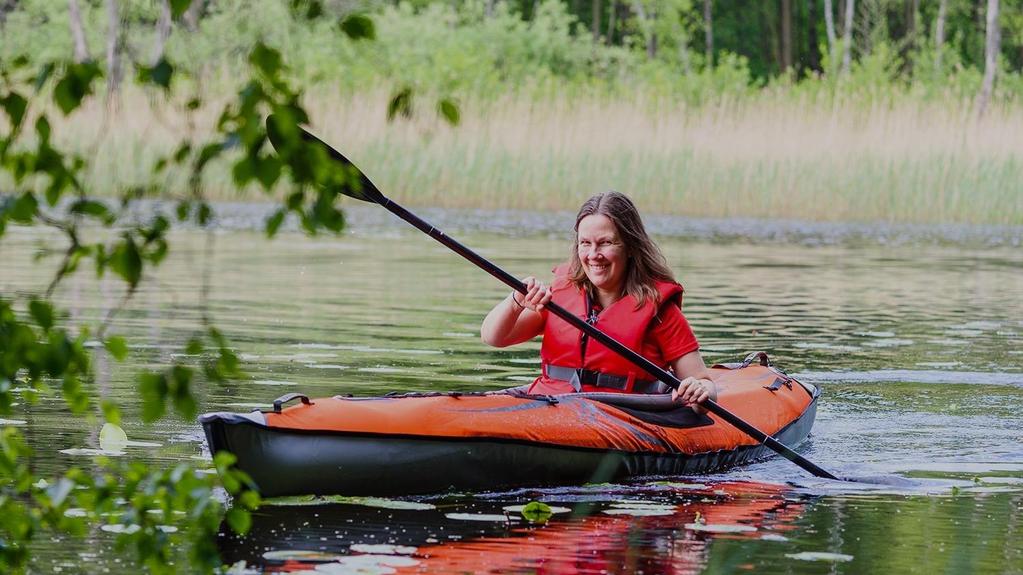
left=513, top=277, right=552, bottom=313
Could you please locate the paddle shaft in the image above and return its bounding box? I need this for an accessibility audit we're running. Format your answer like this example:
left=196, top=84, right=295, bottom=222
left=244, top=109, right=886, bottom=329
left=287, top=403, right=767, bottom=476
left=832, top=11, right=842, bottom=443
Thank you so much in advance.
left=376, top=198, right=839, bottom=481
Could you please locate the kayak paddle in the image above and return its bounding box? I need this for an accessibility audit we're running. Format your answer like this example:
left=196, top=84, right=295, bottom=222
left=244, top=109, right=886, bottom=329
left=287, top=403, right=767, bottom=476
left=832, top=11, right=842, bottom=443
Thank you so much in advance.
left=264, top=114, right=841, bottom=482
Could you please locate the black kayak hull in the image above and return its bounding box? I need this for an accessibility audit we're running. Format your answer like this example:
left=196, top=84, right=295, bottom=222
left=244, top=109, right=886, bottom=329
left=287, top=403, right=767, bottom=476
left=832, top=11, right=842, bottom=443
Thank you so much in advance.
left=201, top=400, right=818, bottom=497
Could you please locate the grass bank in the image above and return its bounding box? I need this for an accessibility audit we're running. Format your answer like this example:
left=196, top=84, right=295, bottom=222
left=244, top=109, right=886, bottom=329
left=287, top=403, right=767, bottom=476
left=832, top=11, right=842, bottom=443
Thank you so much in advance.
left=30, top=87, right=1023, bottom=226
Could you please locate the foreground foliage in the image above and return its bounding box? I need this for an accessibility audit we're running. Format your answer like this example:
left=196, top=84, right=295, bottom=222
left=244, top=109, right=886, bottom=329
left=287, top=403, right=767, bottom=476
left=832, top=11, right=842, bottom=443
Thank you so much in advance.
left=0, top=2, right=403, bottom=571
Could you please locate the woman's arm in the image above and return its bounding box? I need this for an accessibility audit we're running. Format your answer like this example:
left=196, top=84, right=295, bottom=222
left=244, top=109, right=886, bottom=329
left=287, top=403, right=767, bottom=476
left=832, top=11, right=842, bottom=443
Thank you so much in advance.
left=480, top=277, right=551, bottom=348
left=669, top=350, right=717, bottom=412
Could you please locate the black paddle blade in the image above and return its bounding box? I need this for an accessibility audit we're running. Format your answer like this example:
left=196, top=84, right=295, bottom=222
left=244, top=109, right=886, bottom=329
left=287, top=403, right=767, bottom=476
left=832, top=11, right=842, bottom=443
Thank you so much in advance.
left=265, top=113, right=384, bottom=204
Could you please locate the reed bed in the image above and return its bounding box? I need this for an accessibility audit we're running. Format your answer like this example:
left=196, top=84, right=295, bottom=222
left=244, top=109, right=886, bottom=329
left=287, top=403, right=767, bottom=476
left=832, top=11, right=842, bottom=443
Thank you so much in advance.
left=31, top=87, right=1023, bottom=225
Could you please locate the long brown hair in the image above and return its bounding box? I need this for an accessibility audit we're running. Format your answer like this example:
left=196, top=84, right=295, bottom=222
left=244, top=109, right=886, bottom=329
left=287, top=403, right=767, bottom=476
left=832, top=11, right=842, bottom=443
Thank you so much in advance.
left=568, top=191, right=676, bottom=307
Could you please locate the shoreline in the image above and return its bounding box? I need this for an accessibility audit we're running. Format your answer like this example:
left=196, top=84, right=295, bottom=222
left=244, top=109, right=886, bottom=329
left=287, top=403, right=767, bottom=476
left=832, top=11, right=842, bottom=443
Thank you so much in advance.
left=7, top=196, right=1021, bottom=247
left=147, top=200, right=1023, bottom=248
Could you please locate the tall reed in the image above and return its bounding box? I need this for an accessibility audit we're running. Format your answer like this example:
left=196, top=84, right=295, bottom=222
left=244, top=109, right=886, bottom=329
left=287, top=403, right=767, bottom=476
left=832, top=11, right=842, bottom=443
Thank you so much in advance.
left=25, top=86, right=1023, bottom=225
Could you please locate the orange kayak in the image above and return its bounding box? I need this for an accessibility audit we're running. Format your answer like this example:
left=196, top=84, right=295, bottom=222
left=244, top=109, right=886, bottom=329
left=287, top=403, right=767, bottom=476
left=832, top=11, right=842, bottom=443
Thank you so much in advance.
left=200, top=356, right=818, bottom=496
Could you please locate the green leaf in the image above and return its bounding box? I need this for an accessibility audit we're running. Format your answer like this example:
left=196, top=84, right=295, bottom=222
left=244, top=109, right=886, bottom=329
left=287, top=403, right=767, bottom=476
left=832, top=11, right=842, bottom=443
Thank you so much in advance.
left=340, top=13, right=375, bottom=41
left=169, top=364, right=197, bottom=420
left=104, top=336, right=128, bottom=361
left=138, top=58, right=174, bottom=90
left=437, top=98, right=460, bottom=126
left=169, top=0, right=193, bottom=18
left=139, top=372, right=168, bottom=422
left=238, top=490, right=261, bottom=510
left=175, top=200, right=190, bottom=221
left=265, top=209, right=286, bottom=238
left=101, top=400, right=121, bottom=426
left=197, top=202, right=212, bottom=226
left=36, top=116, right=51, bottom=141
left=173, top=143, right=191, bottom=164
left=387, top=87, right=414, bottom=122
left=254, top=156, right=282, bottom=189
left=231, top=157, right=255, bottom=186
left=28, top=299, right=54, bottom=331
left=34, top=62, right=56, bottom=92
left=184, top=338, right=204, bottom=355
left=249, top=42, right=283, bottom=77
left=52, top=62, right=101, bottom=115
left=225, top=508, right=252, bottom=535
left=111, top=235, right=143, bottom=287
left=1, top=92, right=28, bottom=128
left=289, top=0, right=323, bottom=19
left=69, top=199, right=112, bottom=222
left=6, top=192, right=39, bottom=222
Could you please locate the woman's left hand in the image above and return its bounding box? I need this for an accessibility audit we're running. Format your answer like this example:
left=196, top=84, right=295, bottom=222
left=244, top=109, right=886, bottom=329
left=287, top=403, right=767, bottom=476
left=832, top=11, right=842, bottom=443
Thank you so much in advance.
left=671, top=377, right=714, bottom=405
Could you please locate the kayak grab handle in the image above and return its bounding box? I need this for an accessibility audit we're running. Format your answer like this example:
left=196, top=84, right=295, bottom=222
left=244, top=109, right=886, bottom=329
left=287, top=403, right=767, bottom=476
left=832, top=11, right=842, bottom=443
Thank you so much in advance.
left=741, top=351, right=771, bottom=368
left=273, top=393, right=314, bottom=413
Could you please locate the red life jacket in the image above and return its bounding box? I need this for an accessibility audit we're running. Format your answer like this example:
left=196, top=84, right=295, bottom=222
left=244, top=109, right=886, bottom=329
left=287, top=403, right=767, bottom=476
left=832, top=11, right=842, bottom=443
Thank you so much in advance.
left=529, top=264, right=684, bottom=394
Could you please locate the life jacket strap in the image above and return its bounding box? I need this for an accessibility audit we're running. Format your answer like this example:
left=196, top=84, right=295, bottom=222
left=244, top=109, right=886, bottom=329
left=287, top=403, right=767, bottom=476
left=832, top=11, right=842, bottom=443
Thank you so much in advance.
left=543, top=364, right=663, bottom=394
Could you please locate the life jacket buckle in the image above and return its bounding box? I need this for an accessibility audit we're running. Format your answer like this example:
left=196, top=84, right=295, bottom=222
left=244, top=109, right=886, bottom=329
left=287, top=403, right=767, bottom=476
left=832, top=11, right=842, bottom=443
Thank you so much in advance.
left=569, top=369, right=583, bottom=392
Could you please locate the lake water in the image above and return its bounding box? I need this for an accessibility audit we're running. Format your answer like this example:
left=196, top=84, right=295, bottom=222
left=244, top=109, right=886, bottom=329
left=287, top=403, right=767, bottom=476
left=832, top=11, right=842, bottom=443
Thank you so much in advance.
left=1, top=206, right=1021, bottom=574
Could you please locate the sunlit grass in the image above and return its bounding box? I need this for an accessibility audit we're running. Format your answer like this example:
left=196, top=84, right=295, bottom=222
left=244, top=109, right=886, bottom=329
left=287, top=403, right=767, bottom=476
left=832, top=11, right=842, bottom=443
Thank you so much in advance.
left=26, top=86, right=1023, bottom=225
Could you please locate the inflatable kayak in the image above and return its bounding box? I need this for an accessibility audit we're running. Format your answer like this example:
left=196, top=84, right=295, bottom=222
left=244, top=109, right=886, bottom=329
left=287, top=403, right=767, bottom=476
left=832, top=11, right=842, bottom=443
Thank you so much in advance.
left=200, top=354, right=819, bottom=496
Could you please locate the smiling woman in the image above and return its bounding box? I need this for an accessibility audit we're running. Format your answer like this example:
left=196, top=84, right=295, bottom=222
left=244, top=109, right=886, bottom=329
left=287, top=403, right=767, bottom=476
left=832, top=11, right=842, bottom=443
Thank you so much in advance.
left=480, top=192, right=716, bottom=409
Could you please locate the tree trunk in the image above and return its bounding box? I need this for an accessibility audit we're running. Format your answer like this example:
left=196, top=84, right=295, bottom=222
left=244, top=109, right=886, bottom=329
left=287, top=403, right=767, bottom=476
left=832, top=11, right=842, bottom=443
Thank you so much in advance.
left=904, top=0, right=919, bottom=75
left=152, top=0, right=172, bottom=65
left=759, top=3, right=777, bottom=72
left=934, top=0, right=947, bottom=74
left=704, top=0, right=713, bottom=66
left=485, top=0, right=495, bottom=18
left=674, top=13, right=692, bottom=75
left=976, top=0, right=1000, bottom=117
left=68, top=0, right=90, bottom=62
left=592, top=0, right=601, bottom=42
left=182, top=0, right=204, bottom=32
left=824, top=0, right=837, bottom=52
left=781, top=0, right=793, bottom=72
left=105, top=0, right=122, bottom=97
left=0, top=0, right=19, bottom=29
left=841, top=0, right=854, bottom=75
left=606, top=1, right=617, bottom=44
left=806, top=0, right=822, bottom=74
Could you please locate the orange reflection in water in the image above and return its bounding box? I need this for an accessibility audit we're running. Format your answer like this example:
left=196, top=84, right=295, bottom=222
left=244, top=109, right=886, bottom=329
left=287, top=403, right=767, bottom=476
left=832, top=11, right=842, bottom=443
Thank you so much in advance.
left=255, top=481, right=805, bottom=575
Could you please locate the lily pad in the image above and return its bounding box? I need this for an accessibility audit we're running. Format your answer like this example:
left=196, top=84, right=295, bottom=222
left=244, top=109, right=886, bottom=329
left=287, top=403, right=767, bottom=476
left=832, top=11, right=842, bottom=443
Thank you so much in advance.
left=444, top=513, right=514, bottom=522
left=314, top=555, right=419, bottom=573
left=261, top=495, right=435, bottom=510
left=262, top=550, right=343, bottom=563
left=685, top=522, right=758, bottom=533
left=786, top=552, right=854, bottom=562
left=503, top=504, right=572, bottom=514
left=648, top=481, right=709, bottom=490
left=101, top=524, right=141, bottom=534
left=349, top=544, right=417, bottom=555
left=604, top=501, right=677, bottom=516
left=99, top=423, right=128, bottom=450
left=59, top=448, right=125, bottom=457
left=99, top=423, right=163, bottom=449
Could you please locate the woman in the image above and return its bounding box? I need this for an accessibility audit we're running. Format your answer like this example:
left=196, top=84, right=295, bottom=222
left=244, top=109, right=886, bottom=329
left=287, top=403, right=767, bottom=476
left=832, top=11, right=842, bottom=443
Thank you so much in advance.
left=481, top=192, right=716, bottom=410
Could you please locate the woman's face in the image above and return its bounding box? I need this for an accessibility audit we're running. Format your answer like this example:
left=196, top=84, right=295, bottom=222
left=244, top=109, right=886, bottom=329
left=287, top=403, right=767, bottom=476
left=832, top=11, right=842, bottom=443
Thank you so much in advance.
left=577, top=214, right=627, bottom=296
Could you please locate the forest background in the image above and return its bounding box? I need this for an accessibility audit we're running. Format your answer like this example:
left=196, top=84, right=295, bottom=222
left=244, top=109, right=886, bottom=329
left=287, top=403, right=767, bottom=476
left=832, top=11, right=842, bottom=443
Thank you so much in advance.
left=3, top=0, right=1022, bottom=225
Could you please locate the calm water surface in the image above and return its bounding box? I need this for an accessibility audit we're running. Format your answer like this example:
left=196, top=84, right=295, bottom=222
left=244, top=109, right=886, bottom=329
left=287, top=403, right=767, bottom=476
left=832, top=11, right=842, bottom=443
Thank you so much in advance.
left=1, top=211, right=1021, bottom=574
